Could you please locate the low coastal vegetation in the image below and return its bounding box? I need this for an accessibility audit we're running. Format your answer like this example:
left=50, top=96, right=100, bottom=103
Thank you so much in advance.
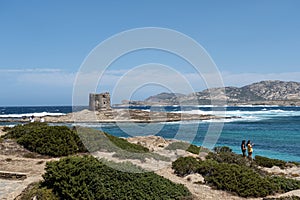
left=2, top=122, right=86, bottom=157
left=255, top=155, right=288, bottom=169
left=165, top=141, right=210, bottom=154
left=20, top=156, right=191, bottom=200
left=76, top=126, right=149, bottom=153
left=77, top=126, right=170, bottom=162
left=2, top=124, right=300, bottom=199
left=2, top=123, right=169, bottom=161
left=172, top=147, right=300, bottom=198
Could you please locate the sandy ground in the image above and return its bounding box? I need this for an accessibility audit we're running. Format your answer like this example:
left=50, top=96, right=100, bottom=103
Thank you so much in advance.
left=0, top=153, right=54, bottom=199
left=0, top=127, right=299, bottom=200
left=0, top=126, right=56, bottom=199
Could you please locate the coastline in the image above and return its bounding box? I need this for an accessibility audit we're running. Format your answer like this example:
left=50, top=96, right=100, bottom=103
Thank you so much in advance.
left=0, top=108, right=229, bottom=123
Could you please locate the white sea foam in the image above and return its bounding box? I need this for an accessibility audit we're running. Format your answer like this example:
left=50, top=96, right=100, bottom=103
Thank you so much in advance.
left=71, top=123, right=116, bottom=128
left=171, top=107, right=300, bottom=123
left=0, top=112, right=65, bottom=118
left=159, top=120, right=203, bottom=125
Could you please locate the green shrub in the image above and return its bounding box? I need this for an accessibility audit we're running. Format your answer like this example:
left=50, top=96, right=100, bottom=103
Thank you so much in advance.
left=255, top=155, right=287, bottom=169
left=213, top=146, right=232, bottom=153
left=104, top=131, right=149, bottom=153
left=202, top=162, right=276, bottom=197
left=4, top=123, right=86, bottom=157
left=3, top=122, right=48, bottom=139
left=187, top=144, right=201, bottom=154
left=18, top=182, right=59, bottom=200
left=165, top=141, right=191, bottom=151
left=76, top=127, right=168, bottom=161
left=289, top=161, right=300, bottom=166
left=172, top=156, right=201, bottom=177
left=4, top=123, right=152, bottom=158
left=76, top=126, right=149, bottom=153
left=42, top=156, right=191, bottom=200
left=206, top=151, right=248, bottom=166
left=172, top=156, right=300, bottom=198
left=165, top=141, right=206, bottom=155
left=1, top=126, right=13, bottom=133
left=268, top=176, right=300, bottom=193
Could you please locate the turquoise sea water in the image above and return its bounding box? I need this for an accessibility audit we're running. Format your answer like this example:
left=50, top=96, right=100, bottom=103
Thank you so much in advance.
left=1, top=106, right=300, bottom=162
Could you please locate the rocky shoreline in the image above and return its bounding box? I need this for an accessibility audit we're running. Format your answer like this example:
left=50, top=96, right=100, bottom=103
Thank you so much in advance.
left=0, top=108, right=231, bottom=123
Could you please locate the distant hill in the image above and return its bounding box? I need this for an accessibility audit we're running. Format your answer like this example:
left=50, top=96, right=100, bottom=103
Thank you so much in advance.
left=123, top=80, right=300, bottom=106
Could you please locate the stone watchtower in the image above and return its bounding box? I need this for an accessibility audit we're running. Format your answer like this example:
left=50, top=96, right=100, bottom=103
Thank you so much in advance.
left=89, top=92, right=111, bottom=111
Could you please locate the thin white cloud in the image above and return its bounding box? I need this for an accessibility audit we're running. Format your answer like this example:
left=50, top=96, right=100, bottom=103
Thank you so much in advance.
left=1, top=67, right=300, bottom=105
left=0, top=68, right=63, bottom=73
left=17, top=72, right=76, bottom=87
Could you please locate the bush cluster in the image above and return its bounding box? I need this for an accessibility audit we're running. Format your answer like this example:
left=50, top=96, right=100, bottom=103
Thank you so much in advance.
left=186, top=144, right=201, bottom=154
left=213, top=146, right=232, bottom=153
left=171, top=156, right=300, bottom=198
left=165, top=141, right=190, bottom=151
left=172, top=156, right=201, bottom=177
left=269, top=176, right=300, bottom=193
left=202, top=162, right=275, bottom=197
left=76, top=127, right=169, bottom=162
left=165, top=141, right=208, bottom=155
left=42, top=156, right=191, bottom=200
left=76, top=126, right=149, bottom=153
left=3, top=122, right=86, bottom=157
left=3, top=124, right=157, bottom=160
left=255, top=155, right=287, bottom=169
left=206, top=151, right=248, bottom=166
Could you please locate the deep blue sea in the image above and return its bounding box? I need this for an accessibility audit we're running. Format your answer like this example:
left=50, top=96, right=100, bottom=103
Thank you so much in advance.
left=1, top=105, right=299, bottom=162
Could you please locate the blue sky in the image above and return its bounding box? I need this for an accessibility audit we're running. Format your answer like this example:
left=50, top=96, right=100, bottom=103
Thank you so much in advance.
left=0, top=0, right=300, bottom=105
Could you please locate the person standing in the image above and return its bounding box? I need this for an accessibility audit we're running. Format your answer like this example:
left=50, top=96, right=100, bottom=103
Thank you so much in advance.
left=241, top=140, right=246, bottom=158
left=247, top=140, right=254, bottom=160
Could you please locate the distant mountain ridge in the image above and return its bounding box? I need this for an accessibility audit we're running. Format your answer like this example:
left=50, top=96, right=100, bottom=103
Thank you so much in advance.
left=123, top=80, right=300, bottom=106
